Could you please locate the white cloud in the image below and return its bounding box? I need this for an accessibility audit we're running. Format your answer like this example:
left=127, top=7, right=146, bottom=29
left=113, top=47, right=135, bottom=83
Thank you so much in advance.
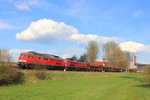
left=71, top=34, right=121, bottom=44
left=9, top=49, right=32, bottom=54
left=16, top=19, right=121, bottom=45
left=16, top=5, right=30, bottom=10
left=132, top=10, right=143, bottom=17
left=143, top=45, right=150, bottom=52
left=16, top=19, right=78, bottom=44
left=0, top=22, right=13, bottom=29
left=60, top=54, right=71, bottom=59
left=15, top=0, right=37, bottom=10
left=119, top=41, right=150, bottom=52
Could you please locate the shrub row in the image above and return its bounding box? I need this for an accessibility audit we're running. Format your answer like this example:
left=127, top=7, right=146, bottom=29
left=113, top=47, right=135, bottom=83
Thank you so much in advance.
left=144, top=65, right=150, bottom=85
left=0, top=66, right=25, bottom=86
left=35, top=71, right=48, bottom=80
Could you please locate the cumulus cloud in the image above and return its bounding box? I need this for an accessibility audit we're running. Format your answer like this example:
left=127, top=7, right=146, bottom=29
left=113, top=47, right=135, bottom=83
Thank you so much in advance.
left=16, top=19, right=121, bottom=44
left=15, top=0, right=37, bottom=10
left=119, top=41, right=150, bottom=52
left=71, top=34, right=121, bottom=44
left=16, top=19, right=78, bottom=44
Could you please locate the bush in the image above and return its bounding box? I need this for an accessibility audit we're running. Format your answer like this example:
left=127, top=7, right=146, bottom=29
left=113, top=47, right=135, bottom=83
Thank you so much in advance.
left=144, top=66, right=150, bottom=85
left=13, top=71, right=25, bottom=84
left=0, top=66, right=25, bottom=85
left=35, top=70, right=48, bottom=80
left=130, top=69, right=137, bottom=73
left=0, top=66, right=16, bottom=85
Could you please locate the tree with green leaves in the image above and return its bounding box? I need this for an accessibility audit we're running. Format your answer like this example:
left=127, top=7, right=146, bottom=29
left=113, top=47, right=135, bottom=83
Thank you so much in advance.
left=67, top=55, right=78, bottom=61
left=78, top=53, right=87, bottom=62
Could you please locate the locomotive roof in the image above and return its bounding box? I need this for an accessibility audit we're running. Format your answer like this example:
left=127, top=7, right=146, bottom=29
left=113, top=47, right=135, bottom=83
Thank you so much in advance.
left=24, top=51, right=63, bottom=60
left=66, top=59, right=86, bottom=64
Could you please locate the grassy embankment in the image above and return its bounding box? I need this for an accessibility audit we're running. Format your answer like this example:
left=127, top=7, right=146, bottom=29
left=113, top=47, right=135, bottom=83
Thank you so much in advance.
left=0, top=71, right=149, bottom=100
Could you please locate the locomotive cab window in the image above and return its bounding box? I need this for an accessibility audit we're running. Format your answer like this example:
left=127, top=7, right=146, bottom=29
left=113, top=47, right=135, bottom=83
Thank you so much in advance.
left=64, top=60, right=67, bottom=63
left=23, top=55, right=27, bottom=57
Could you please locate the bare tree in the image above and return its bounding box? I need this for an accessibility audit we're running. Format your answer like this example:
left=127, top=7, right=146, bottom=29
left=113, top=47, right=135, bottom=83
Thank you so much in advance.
left=86, top=41, right=99, bottom=64
left=103, top=42, right=130, bottom=68
left=124, top=51, right=130, bottom=67
left=0, top=48, right=12, bottom=66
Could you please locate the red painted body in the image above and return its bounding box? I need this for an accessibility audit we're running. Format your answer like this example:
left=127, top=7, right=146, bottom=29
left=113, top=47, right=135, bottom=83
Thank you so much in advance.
left=18, top=52, right=65, bottom=69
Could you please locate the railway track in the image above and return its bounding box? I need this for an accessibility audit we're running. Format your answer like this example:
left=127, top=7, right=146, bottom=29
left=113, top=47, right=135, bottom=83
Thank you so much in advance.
left=13, top=65, right=136, bottom=73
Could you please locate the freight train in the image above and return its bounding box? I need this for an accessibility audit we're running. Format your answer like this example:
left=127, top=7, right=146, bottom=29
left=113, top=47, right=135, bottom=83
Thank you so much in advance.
left=18, top=51, right=134, bottom=72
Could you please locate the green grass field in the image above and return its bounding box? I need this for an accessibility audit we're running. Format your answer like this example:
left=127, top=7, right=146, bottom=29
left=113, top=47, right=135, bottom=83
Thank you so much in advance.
left=0, top=71, right=149, bottom=100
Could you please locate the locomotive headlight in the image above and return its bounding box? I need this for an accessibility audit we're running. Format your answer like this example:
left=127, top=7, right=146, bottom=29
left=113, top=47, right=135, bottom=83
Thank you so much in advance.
left=19, top=60, right=22, bottom=62
left=19, top=60, right=26, bottom=62
left=23, top=60, right=26, bottom=62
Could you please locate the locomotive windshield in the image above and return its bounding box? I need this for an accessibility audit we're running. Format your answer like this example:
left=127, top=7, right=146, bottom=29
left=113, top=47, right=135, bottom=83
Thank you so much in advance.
left=20, top=54, right=27, bottom=57
left=64, top=60, right=67, bottom=63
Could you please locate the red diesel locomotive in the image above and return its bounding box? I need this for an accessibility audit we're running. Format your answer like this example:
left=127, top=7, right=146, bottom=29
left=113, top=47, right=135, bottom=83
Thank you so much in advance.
left=18, top=51, right=88, bottom=70
left=18, top=51, right=135, bottom=72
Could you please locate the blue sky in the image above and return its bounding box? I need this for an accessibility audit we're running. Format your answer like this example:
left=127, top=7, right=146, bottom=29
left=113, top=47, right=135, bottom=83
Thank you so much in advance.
left=0, top=0, right=150, bottom=64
